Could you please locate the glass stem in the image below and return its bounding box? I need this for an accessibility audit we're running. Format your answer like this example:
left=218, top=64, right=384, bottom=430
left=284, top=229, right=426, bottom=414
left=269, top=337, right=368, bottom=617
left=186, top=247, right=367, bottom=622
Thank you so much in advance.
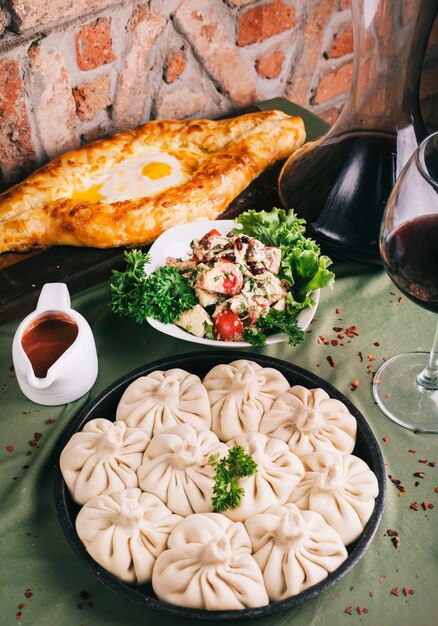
left=417, top=321, right=438, bottom=391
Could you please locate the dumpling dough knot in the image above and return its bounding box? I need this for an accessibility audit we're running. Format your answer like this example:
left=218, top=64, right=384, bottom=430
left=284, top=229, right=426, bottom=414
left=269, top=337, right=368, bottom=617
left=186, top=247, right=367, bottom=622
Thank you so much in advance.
left=96, top=422, right=125, bottom=456
left=230, top=365, right=259, bottom=399
left=273, top=511, right=307, bottom=546
left=117, top=498, right=144, bottom=533
left=155, top=377, right=180, bottom=407
left=295, top=407, right=324, bottom=433
left=172, top=440, right=204, bottom=469
left=200, top=535, right=231, bottom=566
left=316, top=462, right=344, bottom=492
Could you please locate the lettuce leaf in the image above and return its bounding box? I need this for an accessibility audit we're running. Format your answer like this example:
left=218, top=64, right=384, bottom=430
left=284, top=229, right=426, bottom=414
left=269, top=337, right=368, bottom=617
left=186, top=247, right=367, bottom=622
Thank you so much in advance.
left=235, top=207, right=334, bottom=305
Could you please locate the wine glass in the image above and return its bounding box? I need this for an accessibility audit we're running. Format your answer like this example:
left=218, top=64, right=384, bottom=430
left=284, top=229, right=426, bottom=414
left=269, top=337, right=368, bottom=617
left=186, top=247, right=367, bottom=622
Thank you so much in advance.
left=373, top=131, right=438, bottom=432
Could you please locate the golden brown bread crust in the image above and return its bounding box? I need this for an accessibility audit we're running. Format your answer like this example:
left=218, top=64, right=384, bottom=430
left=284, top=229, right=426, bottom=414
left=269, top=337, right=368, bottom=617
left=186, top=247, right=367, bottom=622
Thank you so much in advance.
left=0, top=110, right=305, bottom=253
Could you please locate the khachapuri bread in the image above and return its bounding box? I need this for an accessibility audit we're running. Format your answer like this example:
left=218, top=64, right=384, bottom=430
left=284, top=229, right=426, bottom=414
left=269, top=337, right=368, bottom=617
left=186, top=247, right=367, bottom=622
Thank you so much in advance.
left=116, top=368, right=211, bottom=438
left=288, top=449, right=379, bottom=545
left=245, top=503, right=348, bottom=600
left=222, top=433, right=304, bottom=522
left=60, top=418, right=149, bottom=505
left=260, top=385, right=357, bottom=457
left=137, top=424, right=228, bottom=516
left=76, top=488, right=182, bottom=584
left=152, top=513, right=269, bottom=610
left=0, top=111, right=305, bottom=253
left=203, top=359, right=289, bottom=441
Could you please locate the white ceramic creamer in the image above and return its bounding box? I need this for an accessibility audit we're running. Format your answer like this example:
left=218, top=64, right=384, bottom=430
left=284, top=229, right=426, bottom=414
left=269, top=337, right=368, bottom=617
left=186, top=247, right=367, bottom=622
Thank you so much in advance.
left=12, top=283, right=98, bottom=405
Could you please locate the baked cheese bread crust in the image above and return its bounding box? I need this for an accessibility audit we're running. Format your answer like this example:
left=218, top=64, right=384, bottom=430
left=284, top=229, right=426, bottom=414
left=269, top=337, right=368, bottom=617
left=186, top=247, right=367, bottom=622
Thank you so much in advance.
left=0, top=110, right=305, bottom=253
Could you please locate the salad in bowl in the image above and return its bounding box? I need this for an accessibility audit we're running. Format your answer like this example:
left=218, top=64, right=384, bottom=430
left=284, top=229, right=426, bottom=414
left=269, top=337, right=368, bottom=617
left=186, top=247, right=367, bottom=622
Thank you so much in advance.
left=110, top=209, right=334, bottom=346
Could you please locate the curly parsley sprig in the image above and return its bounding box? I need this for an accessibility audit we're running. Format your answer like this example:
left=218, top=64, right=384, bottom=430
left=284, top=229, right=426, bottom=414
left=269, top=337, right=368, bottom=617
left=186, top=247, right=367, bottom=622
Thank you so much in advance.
left=209, top=445, right=258, bottom=512
left=110, top=249, right=197, bottom=324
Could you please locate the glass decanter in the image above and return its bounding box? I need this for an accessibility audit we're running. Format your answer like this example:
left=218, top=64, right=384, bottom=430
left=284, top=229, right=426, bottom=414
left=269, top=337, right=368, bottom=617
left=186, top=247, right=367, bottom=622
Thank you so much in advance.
left=278, top=0, right=437, bottom=264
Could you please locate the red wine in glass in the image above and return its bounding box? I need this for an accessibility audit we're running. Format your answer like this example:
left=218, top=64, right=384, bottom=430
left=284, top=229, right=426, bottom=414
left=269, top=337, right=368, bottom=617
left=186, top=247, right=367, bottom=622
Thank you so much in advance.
left=374, top=131, right=438, bottom=432
left=381, top=214, right=438, bottom=313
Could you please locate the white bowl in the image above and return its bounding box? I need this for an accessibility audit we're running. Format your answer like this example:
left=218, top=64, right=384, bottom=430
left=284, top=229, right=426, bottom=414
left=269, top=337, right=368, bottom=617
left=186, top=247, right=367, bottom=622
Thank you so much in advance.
left=145, top=219, right=319, bottom=347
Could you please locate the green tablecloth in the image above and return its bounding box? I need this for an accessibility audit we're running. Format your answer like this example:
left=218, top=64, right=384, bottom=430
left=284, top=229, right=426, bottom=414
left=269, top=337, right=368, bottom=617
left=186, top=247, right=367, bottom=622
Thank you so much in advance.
left=1, top=269, right=437, bottom=625
left=1, top=100, right=437, bottom=625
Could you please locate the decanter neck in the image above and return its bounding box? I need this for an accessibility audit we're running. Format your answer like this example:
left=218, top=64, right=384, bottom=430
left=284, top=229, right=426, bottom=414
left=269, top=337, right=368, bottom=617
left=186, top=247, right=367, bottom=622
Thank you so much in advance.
left=333, top=0, right=437, bottom=135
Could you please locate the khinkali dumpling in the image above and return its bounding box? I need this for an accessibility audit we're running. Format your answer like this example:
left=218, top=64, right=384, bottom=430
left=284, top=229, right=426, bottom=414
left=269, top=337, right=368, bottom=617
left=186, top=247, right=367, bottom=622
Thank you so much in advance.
left=288, top=449, right=379, bottom=545
left=60, top=418, right=149, bottom=505
left=76, top=488, right=182, bottom=584
left=203, top=359, right=289, bottom=441
left=116, top=368, right=211, bottom=438
left=152, top=513, right=269, bottom=610
left=245, top=503, right=347, bottom=600
left=260, top=386, right=356, bottom=457
left=137, top=424, right=228, bottom=516
left=223, top=433, right=304, bottom=521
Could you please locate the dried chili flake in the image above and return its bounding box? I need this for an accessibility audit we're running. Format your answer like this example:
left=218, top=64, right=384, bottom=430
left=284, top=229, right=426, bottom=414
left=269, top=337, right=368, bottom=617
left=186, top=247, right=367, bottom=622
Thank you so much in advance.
left=428, top=461, right=436, bottom=467
left=402, top=587, right=409, bottom=596
left=369, top=591, right=374, bottom=597
left=419, top=459, right=428, bottom=463
left=413, top=472, right=425, bottom=478
left=331, top=339, right=339, bottom=346
left=80, top=591, right=91, bottom=600
left=435, top=487, right=438, bottom=493
left=385, top=393, right=391, bottom=398
left=336, top=308, right=340, bottom=314
left=338, top=333, right=345, bottom=339
left=6, top=445, right=13, bottom=452
left=45, top=418, right=55, bottom=424
left=428, top=504, right=434, bottom=509
left=387, top=529, right=398, bottom=537
left=397, top=296, right=403, bottom=304
left=17, top=603, right=25, bottom=610
left=351, top=379, right=359, bottom=391
left=345, top=606, right=353, bottom=615
left=383, top=436, right=389, bottom=442
left=368, top=354, right=376, bottom=362
left=391, top=588, right=399, bottom=596
left=327, top=356, right=336, bottom=368
left=24, top=590, right=33, bottom=599
left=422, top=501, right=429, bottom=510
left=333, top=326, right=343, bottom=332
left=410, top=502, right=418, bottom=511
left=357, top=606, right=364, bottom=615
left=33, top=432, right=42, bottom=441
left=390, top=291, right=397, bottom=296
left=318, top=335, right=330, bottom=345
left=373, top=379, right=382, bottom=385
left=408, top=449, right=416, bottom=453
left=16, top=612, right=22, bottom=621
left=358, top=351, right=363, bottom=362
left=374, top=342, right=380, bottom=347
left=392, top=536, right=401, bottom=548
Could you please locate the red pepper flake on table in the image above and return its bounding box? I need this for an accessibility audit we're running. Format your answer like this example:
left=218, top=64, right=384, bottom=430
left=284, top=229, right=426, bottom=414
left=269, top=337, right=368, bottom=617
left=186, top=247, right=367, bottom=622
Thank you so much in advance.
left=382, top=436, right=389, bottom=442
left=351, top=379, right=359, bottom=391
left=391, top=588, right=399, bottom=597
left=410, top=502, right=418, bottom=511
left=345, top=606, right=353, bottom=615
left=6, top=445, right=13, bottom=452
left=327, top=355, right=336, bottom=368
left=402, top=587, right=415, bottom=596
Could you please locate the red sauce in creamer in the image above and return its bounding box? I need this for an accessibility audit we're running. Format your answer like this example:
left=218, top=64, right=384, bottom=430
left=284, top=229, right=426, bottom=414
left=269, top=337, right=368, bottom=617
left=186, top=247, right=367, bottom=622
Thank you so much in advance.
left=21, top=314, right=78, bottom=378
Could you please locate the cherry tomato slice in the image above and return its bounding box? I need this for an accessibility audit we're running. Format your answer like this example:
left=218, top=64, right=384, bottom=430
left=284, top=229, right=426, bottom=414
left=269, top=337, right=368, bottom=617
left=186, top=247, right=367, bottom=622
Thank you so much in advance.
left=200, top=228, right=221, bottom=243
left=214, top=310, right=244, bottom=341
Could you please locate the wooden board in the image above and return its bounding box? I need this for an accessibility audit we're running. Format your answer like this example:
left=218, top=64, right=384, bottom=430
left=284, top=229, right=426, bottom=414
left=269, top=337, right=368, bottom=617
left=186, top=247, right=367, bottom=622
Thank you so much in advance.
left=0, top=99, right=328, bottom=325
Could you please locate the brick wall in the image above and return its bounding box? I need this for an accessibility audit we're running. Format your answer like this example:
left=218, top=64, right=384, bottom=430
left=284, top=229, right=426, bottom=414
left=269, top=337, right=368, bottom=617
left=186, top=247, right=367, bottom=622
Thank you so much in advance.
left=0, top=0, right=437, bottom=190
